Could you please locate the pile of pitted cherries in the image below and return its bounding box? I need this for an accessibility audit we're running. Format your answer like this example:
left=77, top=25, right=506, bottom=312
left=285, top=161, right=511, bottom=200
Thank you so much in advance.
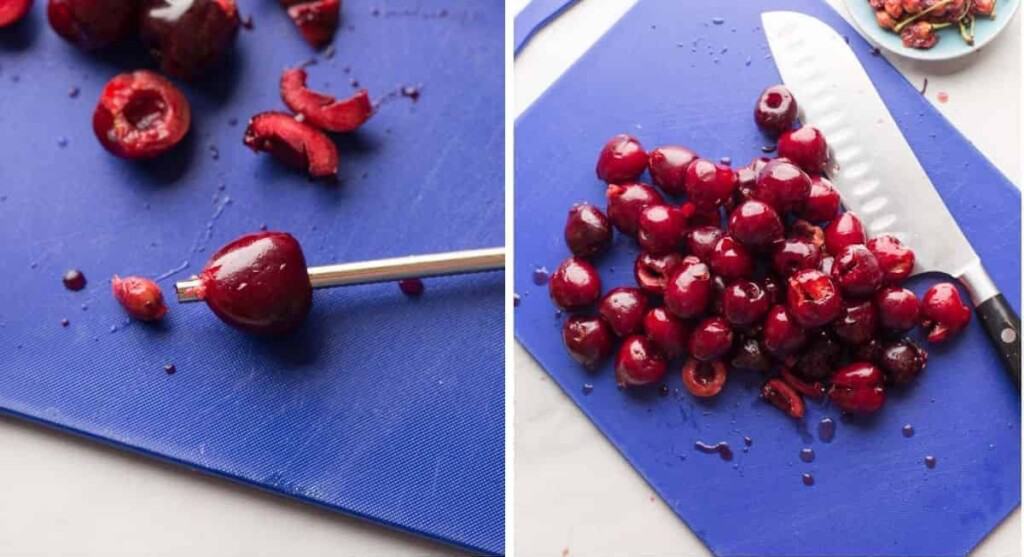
left=550, top=84, right=972, bottom=418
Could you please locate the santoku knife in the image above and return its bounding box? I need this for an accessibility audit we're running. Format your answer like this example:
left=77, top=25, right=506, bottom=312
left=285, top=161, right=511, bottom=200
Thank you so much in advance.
left=762, top=11, right=1020, bottom=386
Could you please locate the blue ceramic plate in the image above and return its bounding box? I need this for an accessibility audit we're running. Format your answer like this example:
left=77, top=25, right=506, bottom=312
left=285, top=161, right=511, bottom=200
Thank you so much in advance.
left=844, top=0, right=1019, bottom=60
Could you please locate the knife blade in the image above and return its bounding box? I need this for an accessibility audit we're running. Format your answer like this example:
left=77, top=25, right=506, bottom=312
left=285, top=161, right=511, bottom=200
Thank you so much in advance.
left=762, top=11, right=1020, bottom=386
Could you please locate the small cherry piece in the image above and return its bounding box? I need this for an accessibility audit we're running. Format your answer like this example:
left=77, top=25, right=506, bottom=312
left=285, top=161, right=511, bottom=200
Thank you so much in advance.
left=684, top=159, right=737, bottom=211
left=831, top=244, right=883, bottom=297
left=562, top=315, right=615, bottom=370
left=244, top=112, right=339, bottom=178
left=829, top=362, right=886, bottom=414
left=778, top=126, right=829, bottom=174
left=648, top=145, right=697, bottom=196
left=763, top=305, right=807, bottom=357
left=867, top=235, right=916, bottom=284
left=689, top=317, right=733, bottom=362
left=800, top=176, right=841, bottom=223
left=880, top=339, right=928, bottom=385
left=682, top=358, right=728, bottom=398
left=634, top=252, right=684, bottom=295
left=824, top=212, right=867, bottom=256
left=761, top=378, right=805, bottom=419
left=728, top=200, right=783, bottom=249
left=709, top=236, right=753, bottom=280
left=637, top=204, right=686, bottom=255
left=197, top=231, right=313, bottom=335
left=62, top=269, right=87, bottom=291
left=140, top=0, right=240, bottom=80
left=565, top=203, right=613, bottom=258
left=721, top=280, right=769, bottom=326
left=280, top=67, right=373, bottom=132
left=753, top=158, right=811, bottom=213
left=596, top=134, right=647, bottom=183
left=549, top=256, right=602, bottom=310
left=787, top=269, right=841, bottom=328
left=284, top=0, right=340, bottom=48
left=875, top=287, right=921, bottom=332
left=93, top=70, right=191, bottom=160
left=754, top=85, right=798, bottom=136
left=47, top=0, right=138, bottom=49
left=643, top=307, right=690, bottom=360
left=112, top=275, right=167, bottom=322
left=780, top=368, right=826, bottom=400
left=615, top=335, right=668, bottom=388
left=921, top=282, right=972, bottom=343
left=605, top=183, right=664, bottom=236
left=664, top=257, right=713, bottom=319
left=598, top=287, right=648, bottom=337
left=833, top=300, right=877, bottom=345
left=0, top=0, right=30, bottom=26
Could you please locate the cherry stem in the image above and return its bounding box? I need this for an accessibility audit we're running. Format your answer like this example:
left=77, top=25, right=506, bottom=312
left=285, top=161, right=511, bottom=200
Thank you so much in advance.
left=894, top=0, right=954, bottom=32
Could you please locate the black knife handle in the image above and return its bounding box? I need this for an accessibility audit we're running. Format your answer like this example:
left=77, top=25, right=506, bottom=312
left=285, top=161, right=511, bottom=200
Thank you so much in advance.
left=976, top=294, right=1021, bottom=389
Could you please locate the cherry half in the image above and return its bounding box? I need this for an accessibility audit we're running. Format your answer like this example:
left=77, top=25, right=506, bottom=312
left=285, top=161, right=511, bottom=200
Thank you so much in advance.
left=281, top=67, right=373, bottom=133
left=93, top=70, right=191, bottom=160
left=244, top=112, right=339, bottom=178
left=195, top=231, right=313, bottom=335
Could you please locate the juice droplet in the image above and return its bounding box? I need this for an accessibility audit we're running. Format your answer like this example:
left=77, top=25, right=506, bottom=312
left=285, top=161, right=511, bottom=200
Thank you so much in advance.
left=925, top=455, right=937, bottom=469
left=60, top=318, right=70, bottom=327
left=818, top=417, right=835, bottom=443
left=802, top=473, right=814, bottom=486
left=658, top=385, right=670, bottom=397
left=902, top=424, right=914, bottom=438
left=513, top=293, right=521, bottom=307
left=581, top=383, right=594, bottom=395
left=695, top=441, right=733, bottom=461
left=532, top=266, right=550, bottom=285
left=743, top=436, right=753, bottom=447
left=799, top=448, right=815, bottom=463
left=164, top=364, right=177, bottom=374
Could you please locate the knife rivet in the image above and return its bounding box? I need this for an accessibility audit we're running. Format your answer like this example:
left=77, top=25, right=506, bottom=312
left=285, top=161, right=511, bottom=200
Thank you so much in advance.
left=1000, top=328, right=1016, bottom=344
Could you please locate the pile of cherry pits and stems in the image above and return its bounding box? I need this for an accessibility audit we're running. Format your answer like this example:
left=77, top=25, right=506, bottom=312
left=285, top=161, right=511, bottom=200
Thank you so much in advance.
left=551, top=84, right=972, bottom=419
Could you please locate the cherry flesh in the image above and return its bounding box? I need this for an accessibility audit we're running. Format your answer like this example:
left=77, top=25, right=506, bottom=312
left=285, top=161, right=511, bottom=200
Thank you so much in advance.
left=244, top=112, right=339, bottom=178
left=762, top=378, right=805, bottom=419
left=562, top=315, right=615, bottom=369
left=682, top=358, right=728, bottom=398
left=921, top=282, right=971, bottom=343
left=283, top=0, right=340, bottom=48
left=112, top=275, right=167, bottom=322
left=93, top=70, right=191, bottom=160
left=787, top=269, right=841, bottom=328
left=280, top=67, right=373, bottom=132
left=596, top=134, right=647, bottom=183
left=633, top=252, right=684, bottom=296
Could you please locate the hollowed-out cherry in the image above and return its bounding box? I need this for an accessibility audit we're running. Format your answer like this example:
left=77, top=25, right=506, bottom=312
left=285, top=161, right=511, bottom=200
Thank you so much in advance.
left=684, top=158, right=737, bottom=211
left=920, top=282, right=971, bottom=343
left=754, top=85, right=798, bottom=136
left=565, top=203, right=613, bottom=258
left=682, top=358, right=727, bottom=398
left=596, top=134, right=647, bottom=183
left=778, top=126, right=829, bottom=174
left=634, top=252, right=684, bottom=295
left=643, top=307, right=690, bottom=360
left=562, top=315, right=615, bottom=369
left=829, top=362, right=886, bottom=414
left=615, top=335, right=668, bottom=388
left=868, top=235, right=915, bottom=284
left=875, top=287, right=921, bottom=332
left=93, top=71, right=191, bottom=160
left=598, top=287, right=648, bottom=337
left=606, top=183, right=664, bottom=236
left=549, top=256, right=602, bottom=311
left=648, top=145, right=697, bottom=196
left=787, top=269, right=841, bottom=328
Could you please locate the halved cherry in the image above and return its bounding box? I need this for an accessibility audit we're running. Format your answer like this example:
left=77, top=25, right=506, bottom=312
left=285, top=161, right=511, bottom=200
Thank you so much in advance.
left=0, top=0, right=31, bottom=27
left=93, top=70, right=191, bottom=160
left=280, top=67, right=373, bottom=133
left=244, top=111, right=339, bottom=178
left=283, top=0, right=339, bottom=48
left=761, top=377, right=805, bottom=419
left=780, top=368, right=825, bottom=400
left=681, top=358, right=727, bottom=398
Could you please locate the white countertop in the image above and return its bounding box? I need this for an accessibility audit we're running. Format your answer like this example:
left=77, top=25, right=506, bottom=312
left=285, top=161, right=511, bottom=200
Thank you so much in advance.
left=513, top=0, right=1021, bottom=556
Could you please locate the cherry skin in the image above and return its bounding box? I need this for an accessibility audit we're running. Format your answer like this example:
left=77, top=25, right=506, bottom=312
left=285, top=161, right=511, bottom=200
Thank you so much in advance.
left=753, top=158, right=811, bottom=213
left=284, top=0, right=340, bottom=48
left=47, top=0, right=138, bottom=49
left=772, top=238, right=821, bottom=278
left=633, top=252, right=684, bottom=296
left=637, top=204, right=687, bottom=255
left=880, top=339, right=928, bottom=385
left=761, top=378, right=805, bottom=419
left=663, top=258, right=713, bottom=319
left=867, top=235, right=916, bottom=284
left=0, top=0, right=31, bottom=27
left=754, top=85, right=798, bottom=136
left=112, top=275, right=167, bottom=322
left=244, top=112, right=339, bottom=178
left=605, top=183, right=664, bottom=237
left=93, top=71, right=191, bottom=160
left=562, top=315, right=615, bottom=369
left=728, top=200, right=784, bottom=249
left=689, top=317, right=733, bottom=362
left=596, top=134, right=647, bottom=183
left=196, top=231, right=313, bottom=335
left=684, top=158, right=737, bottom=211
left=833, top=300, right=877, bottom=345
left=787, top=269, right=842, bottom=328
left=549, top=256, right=602, bottom=310
left=800, top=176, right=841, bottom=223
left=778, top=125, right=829, bottom=174
left=615, top=335, right=668, bottom=388
left=643, top=307, right=690, bottom=360
left=793, top=330, right=842, bottom=381
left=824, top=212, right=867, bottom=256
left=831, top=244, right=883, bottom=297
left=682, top=358, right=728, bottom=398
left=598, top=287, right=648, bottom=337
left=780, top=368, right=826, bottom=400
left=920, top=282, right=971, bottom=343
left=763, top=305, right=807, bottom=357
left=721, top=280, right=769, bottom=326
left=829, top=362, right=886, bottom=414
left=875, top=287, right=921, bottom=332
left=140, top=0, right=240, bottom=80
left=565, top=203, right=613, bottom=258
left=709, top=236, right=754, bottom=280
left=648, top=145, right=698, bottom=196
left=280, top=67, right=373, bottom=132
left=686, top=225, right=724, bottom=262
left=730, top=336, right=771, bottom=372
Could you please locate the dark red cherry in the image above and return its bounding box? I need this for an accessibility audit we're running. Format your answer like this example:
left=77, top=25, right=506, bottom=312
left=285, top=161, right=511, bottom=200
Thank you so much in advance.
left=606, top=183, right=664, bottom=236
left=280, top=67, right=373, bottom=132
left=682, top=358, right=728, bottom=398
left=596, top=134, right=647, bottom=183
left=648, top=145, right=697, bottom=196
left=833, top=300, right=877, bottom=345
left=93, top=70, right=191, bottom=160
left=598, top=287, right=648, bottom=337
left=684, top=159, right=737, bottom=211
left=753, top=158, right=811, bottom=213
left=721, top=280, right=769, bottom=326
left=730, top=336, right=771, bottom=372
left=754, top=85, right=798, bottom=136
left=867, top=235, right=916, bottom=284
left=880, top=339, right=928, bottom=385
left=196, top=231, right=313, bottom=335
left=761, top=378, right=805, bottom=419
left=562, top=315, right=615, bottom=369
left=686, top=225, right=724, bottom=262
left=875, top=287, right=921, bottom=332
left=634, top=252, right=684, bottom=295
left=615, top=335, right=668, bottom=388
left=112, top=275, right=167, bottom=322
left=920, top=283, right=971, bottom=343
left=565, top=203, right=613, bottom=258
left=549, top=256, right=602, bottom=310
left=824, top=212, right=866, bottom=256
left=140, top=0, right=240, bottom=80
left=47, top=0, right=138, bottom=49
left=244, top=112, right=339, bottom=178
left=643, top=307, right=690, bottom=360
left=664, top=258, right=712, bottom=319
left=763, top=305, right=807, bottom=357
left=800, top=176, right=841, bottom=223
left=787, top=269, right=841, bottom=328
left=793, top=330, right=841, bottom=381
left=829, top=362, right=886, bottom=414
left=709, top=236, right=753, bottom=280
left=778, top=126, right=829, bottom=174
left=772, top=238, right=821, bottom=278
left=728, top=200, right=783, bottom=249
left=689, top=317, right=733, bottom=362
left=831, top=244, right=883, bottom=297
left=637, top=204, right=686, bottom=255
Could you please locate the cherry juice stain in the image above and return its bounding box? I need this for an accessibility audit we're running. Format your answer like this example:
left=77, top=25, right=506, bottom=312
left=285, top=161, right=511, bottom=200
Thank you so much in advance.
left=532, top=266, right=550, bottom=285
left=799, top=448, right=815, bottom=463
left=581, top=383, right=594, bottom=395
left=818, top=417, right=835, bottom=443
left=400, top=85, right=421, bottom=102
left=925, top=455, right=937, bottom=469
left=902, top=424, right=915, bottom=438
left=802, top=473, right=814, bottom=486
left=694, top=441, right=733, bottom=461
left=399, top=278, right=425, bottom=297
left=62, top=269, right=87, bottom=291
left=164, top=363, right=177, bottom=374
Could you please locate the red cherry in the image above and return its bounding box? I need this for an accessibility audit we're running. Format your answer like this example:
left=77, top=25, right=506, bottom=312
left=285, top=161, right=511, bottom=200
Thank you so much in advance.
left=721, top=280, right=770, bottom=326
left=686, top=225, right=724, bottom=262
left=753, top=158, right=811, bottom=213
left=605, top=183, right=664, bottom=236
left=831, top=244, right=883, bottom=297
left=596, top=134, right=647, bottom=183
left=763, top=305, right=807, bottom=357
left=562, top=316, right=615, bottom=370
left=111, top=275, right=167, bottom=322
left=824, top=212, right=867, bottom=256
left=876, top=287, right=921, bottom=332
left=833, top=300, right=877, bottom=345
left=598, top=287, right=648, bottom=337
left=0, top=0, right=31, bottom=27
left=753, top=85, right=798, bottom=136
left=549, top=256, right=602, bottom=310
left=867, top=235, right=916, bottom=284
left=787, top=269, right=842, bottom=328
left=615, top=335, right=667, bottom=388
left=648, top=145, right=698, bottom=196
left=280, top=67, right=373, bottom=132
left=637, top=204, right=687, bottom=255
left=565, top=203, right=613, bottom=258
left=643, top=307, right=690, bottom=360
left=761, top=378, right=805, bottom=419
left=920, top=282, right=971, bottom=343
left=800, top=176, right=841, bottom=223
left=684, top=158, right=737, bottom=211
left=778, top=126, right=829, bottom=174
left=244, top=112, right=339, bottom=178
left=633, top=252, right=684, bottom=296
left=689, top=317, right=733, bottom=362
left=93, top=71, right=191, bottom=160
left=830, top=362, right=886, bottom=414
left=664, top=257, right=712, bottom=319
left=728, top=200, right=783, bottom=249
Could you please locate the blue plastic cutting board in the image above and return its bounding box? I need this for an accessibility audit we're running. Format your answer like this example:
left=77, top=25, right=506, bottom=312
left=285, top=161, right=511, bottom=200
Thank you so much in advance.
left=0, top=1, right=503, bottom=554
left=514, top=1, right=1020, bottom=556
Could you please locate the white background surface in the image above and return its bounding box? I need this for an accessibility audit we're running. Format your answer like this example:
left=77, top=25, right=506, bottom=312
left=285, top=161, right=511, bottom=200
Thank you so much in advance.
left=513, top=0, right=1021, bottom=556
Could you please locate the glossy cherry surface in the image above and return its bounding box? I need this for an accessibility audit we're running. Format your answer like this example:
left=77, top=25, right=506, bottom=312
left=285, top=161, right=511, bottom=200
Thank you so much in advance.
left=648, top=145, right=697, bottom=196
left=801, top=176, right=841, bottom=223
left=140, top=0, right=240, bottom=80
left=686, top=225, right=724, bottom=262
left=753, top=158, right=811, bottom=213
left=562, top=315, right=615, bottom=369
left=689, top=316, right=733, bottom=362
left=778, top=125, right=829, bottom=174
left=728, top=200, right=783, bottom=249
left=284, top=0, right=340, bottom=48
left=643, top=307, right=690, bottom=360
left=664, top=258, right=712, bottom=319
left=281, top=67, right=373, bottom=132
left=615, top=335, right=668, bottom=388
left=0, top=0, right=31, bottom=27
left=880, top=339, right=928, bottom=385
left=787, top=269, right=841, bottom=328
left=761, top=378, right=805, bottom=419
left=829, top=362, right=886, bottom=414
left=47, top=0, right=138, bottom=49
left=833, top=300, right=877, bottom=345
left=684, top=158, right=736, bottom=211
left=198, top=231, right=312, bottom=335
left=637, top=204, right=686, bottom=255
left=93, top=71, right=191, bottom=160
left=244, top=112, right=339, bottom=178
left=772, top=238, right=821, bottom=278
left=596, top=134, right=647, bottom=183
left=565, top=203, right=613, bottom=258
left=633, top=252, right=684, bottom=295
left=876, top=287, right=921, bottom=332
left=763, top=304, right=807, bottom=357
left=605, top=183, right=664, bottom=236
left=793, top=330, right=841, bottom=381
left=921, top=282, right=971, bottom=343
left=868, top=235, right=915, bottom=284
left=709, top=236, right=753, bottom=280
left=831, top=244, right=883, bottom=297
left=549, top=256, right=602, bottom=310
left=721, top=280, right=769, bottom=326
left=753, top=85, right=797, bottom=136
left=598, top=287, right=648, bottom=337
left=824, top=212, right=867, bottom=256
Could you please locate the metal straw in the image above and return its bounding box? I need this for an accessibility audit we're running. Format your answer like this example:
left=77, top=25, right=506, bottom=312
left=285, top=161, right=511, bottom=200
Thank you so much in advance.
left=174, top=247, right=505, bottom=303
